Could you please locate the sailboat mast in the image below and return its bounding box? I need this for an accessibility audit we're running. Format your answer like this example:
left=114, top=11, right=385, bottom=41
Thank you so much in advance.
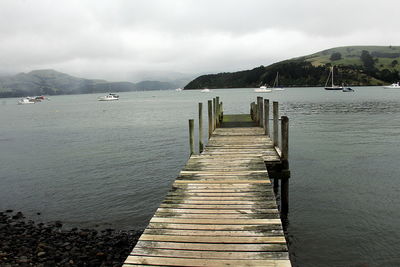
left=277, top=72, right=279, bottom=87
left=331, top=66, right=334, bottom=87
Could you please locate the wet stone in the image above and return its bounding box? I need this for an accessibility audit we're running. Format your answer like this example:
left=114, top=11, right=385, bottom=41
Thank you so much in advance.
left=0, top=210, right=143, bottom=266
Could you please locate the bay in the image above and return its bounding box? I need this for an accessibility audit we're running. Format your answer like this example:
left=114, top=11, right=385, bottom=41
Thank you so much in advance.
left=1, top=87, right=400, bottom=266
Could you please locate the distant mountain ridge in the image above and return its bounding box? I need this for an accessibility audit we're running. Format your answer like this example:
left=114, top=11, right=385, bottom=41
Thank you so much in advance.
left=0, top=69, right=177, bottom=97
left=185, top=45, right=400, bottom=89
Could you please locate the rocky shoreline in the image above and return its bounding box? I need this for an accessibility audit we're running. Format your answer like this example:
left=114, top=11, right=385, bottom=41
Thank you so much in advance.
left=0, top=210, right=143, bottom=266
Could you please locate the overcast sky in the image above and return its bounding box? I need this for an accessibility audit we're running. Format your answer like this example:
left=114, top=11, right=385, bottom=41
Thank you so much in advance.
left=1, top=0, right=399, bottom=81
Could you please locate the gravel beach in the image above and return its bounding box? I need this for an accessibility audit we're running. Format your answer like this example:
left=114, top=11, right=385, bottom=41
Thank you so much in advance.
left=0, top=210, right=142, bottom=266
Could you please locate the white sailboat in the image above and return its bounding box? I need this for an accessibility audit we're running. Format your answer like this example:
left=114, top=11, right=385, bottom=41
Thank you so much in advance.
left=324, top=66, right=343, bottom=90
left=272, top=72, right=285, bottom=91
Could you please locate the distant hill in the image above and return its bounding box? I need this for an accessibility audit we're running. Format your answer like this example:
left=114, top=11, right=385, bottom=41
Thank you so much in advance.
left=0, top=69, right=177, bottom=98
left=184, top=46, right=400, bottom=89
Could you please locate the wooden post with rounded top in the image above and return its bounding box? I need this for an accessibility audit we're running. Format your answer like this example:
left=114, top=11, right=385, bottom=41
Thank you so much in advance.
left=264, top=99, right=269, bottom=136
left=257, top=97, right=263, bottom=127
left=189, top=119, right=194, bottom=155
left=273, top=101, right=279, bottom=147
left=208, top=100, right=212, bottom=139
left=198, top=103, right=203, bottom=153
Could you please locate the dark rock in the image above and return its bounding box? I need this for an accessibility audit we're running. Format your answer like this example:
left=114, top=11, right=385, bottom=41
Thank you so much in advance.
left=12, top=212, right=24, bottom=220
left=0, top=211, right=142, bottom=266
left=5, top=209, right=13, bottom=213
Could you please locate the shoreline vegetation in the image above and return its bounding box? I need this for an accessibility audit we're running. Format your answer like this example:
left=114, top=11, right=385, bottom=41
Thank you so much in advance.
left=0, top=210, right=142, bottom=266
left=185, top=46, right=400, bottom=89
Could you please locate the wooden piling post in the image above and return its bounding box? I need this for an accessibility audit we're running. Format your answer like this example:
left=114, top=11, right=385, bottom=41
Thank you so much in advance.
left=213, top=98, right=216, bottom=130
left=220, top=102, right=223, bottom=123
left=250, top=102, right=255, bottom=121
left=189, top=119, right=194, bottom=155
left=258, top=97, right=263, bottom=127
left=208, top=100, right=212, bottom=139
left=264, top=99, right=269, bottom=136
left=273, top=101, right=279, bottom=147
left=216, top=97, right=220, bottom=127
left=199, top=103, right=203, bottom=153
left=281, top=116, right=289, bottom=169
left=254, top=102, right=258, bottom=123
left=280, top=116, right=289, bottom=213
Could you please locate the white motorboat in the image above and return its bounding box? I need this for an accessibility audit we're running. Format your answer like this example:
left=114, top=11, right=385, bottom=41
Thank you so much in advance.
left=201, top=88, right=211, bottom=93
left=324, top=66, right=343, bottom=90
left=98, top=93, right=119, bottom=101
left=17, top=97, right=35, bottom=105
left=254, top=88, right=272, bottom=93
left=383, top=82, right=400, bottom=89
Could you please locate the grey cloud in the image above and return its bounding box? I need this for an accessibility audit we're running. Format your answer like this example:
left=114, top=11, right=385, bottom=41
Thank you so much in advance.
left=0, top=0, right=399, bottom=81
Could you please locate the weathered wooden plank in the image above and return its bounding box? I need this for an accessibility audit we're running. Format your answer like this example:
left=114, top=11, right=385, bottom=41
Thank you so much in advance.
left=143, top=228, right=284, bottom=237
left=147, top=223, right=283, bottom=231
left=153, top=213, right=280, bottom=219
left=149, top=218, right=282, bottom=225
left=138, top=234, right=286, bottom=244
left=134, top=241, right=288, bottom=252
left=180, top=170, right=269, bottom=174
left=170, top=184, right=272, bottom=190
left=166, top=195, right=274, bottom=200
left=166, top=192, right=272, bottom=198
left=131, top=248, right=289, bottom=260
left=162, top=200, right=274, bottom=205
left=124, top=256, right=291, bottom=266
left=155, top=208, right=279, bottom=214
left=174, top=180, right=271, bottom=184
left=158, top=203, right=278, bottom=209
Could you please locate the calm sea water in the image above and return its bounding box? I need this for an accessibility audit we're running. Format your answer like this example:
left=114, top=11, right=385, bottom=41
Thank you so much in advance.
left=1, top=88, right=400, bottom=266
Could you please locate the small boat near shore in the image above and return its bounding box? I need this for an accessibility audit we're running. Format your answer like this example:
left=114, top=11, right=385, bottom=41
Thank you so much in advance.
left=17, top=97, right=36, bottom=105
left=98, top=93, right=119, bottom=101
left=342, top=87, right=354, bottom=92
left=383, top=82, right=400, bottom=89
left=201, top=88, right=211, bottom=93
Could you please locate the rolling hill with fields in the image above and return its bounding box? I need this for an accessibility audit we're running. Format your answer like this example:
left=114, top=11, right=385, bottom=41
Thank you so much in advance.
left=185, top=46, right=400, bottom=89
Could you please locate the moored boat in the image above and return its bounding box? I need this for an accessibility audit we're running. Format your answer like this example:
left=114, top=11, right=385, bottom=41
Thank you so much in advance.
left=342, top=87, right=354, bottom=92
left=383, top=82, right=400, bottom=89
left=201, top=88, right=211, bottom=93
left=324, top=66, right=343, bottom=90
left=254, top=88, right=272, bottom=93
left=98, top=93, right=119, bottom=101
left=17, top=97, right=35, bottom=105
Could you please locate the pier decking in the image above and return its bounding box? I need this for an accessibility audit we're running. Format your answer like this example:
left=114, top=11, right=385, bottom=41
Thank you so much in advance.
left=124, top=99, right=291, bottom=266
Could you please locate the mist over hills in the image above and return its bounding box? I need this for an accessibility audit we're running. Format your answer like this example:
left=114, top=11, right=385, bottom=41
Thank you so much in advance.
left=185, top=46, right=400, bottom=89
left=0, top=69, right=181, bottom=98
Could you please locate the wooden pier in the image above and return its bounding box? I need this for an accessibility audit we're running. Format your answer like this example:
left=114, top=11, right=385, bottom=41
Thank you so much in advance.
left=124, top=97, right=291, bottom=267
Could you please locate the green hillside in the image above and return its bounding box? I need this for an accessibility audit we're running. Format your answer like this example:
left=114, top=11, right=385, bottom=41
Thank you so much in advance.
left=185, top=46, right=400, bottom=89
left=304, top=46, right=400, bottom=71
